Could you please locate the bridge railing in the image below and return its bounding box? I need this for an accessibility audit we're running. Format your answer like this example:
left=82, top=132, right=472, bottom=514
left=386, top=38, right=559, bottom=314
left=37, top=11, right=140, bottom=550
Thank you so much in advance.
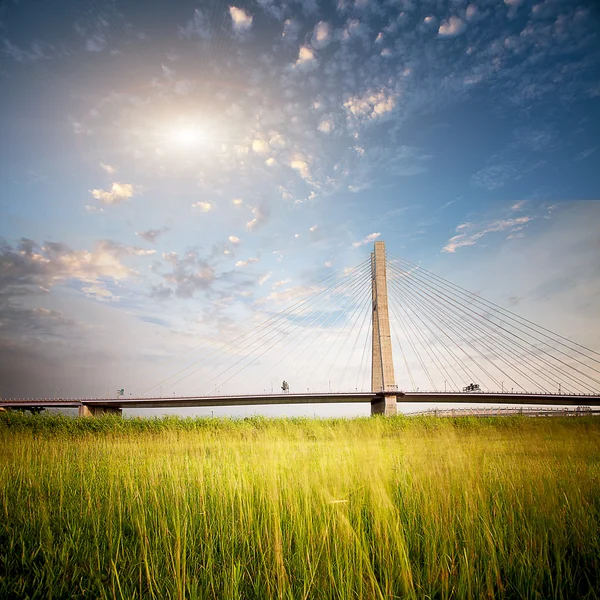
left=409, top=406, right=599, bottom=418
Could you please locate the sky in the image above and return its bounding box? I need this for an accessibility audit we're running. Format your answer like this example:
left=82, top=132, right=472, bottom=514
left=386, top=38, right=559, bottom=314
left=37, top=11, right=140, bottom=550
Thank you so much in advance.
left=1, top=0, right=599, bottom=417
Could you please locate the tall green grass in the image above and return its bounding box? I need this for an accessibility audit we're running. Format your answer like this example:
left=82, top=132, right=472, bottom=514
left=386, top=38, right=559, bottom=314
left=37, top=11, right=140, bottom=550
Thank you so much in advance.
left=1, top=413, right=599, bottom=599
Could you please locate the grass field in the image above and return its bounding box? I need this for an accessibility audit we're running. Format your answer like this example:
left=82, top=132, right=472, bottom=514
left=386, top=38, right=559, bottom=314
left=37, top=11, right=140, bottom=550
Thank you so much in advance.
left=1, top=413, right=599, bottom=599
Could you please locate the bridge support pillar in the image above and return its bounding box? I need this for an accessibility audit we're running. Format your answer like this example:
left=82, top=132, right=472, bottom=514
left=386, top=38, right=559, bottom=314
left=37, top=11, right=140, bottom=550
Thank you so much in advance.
left=78, top=405, right=122, bottom=417
left=371, top=241, right=397, bottom=416
left=371, top=394, right=397, bottom=416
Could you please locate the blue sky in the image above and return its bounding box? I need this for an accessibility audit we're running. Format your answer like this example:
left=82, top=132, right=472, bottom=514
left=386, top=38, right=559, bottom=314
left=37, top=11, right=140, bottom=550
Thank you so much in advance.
left=1, top=0, right=599, bottom=416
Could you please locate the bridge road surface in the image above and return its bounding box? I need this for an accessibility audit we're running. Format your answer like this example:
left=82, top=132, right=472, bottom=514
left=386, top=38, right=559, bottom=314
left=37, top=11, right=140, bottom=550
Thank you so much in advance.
left=2, top=391, right=599, bottom=411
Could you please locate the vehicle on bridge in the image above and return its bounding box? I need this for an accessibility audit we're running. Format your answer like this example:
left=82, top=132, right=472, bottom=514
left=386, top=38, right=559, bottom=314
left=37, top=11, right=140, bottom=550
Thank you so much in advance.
left=463, top=383, right=481, bottom=392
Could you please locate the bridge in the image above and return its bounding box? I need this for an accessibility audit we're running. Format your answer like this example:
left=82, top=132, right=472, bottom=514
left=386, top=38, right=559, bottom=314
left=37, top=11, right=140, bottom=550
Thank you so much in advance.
left=2, top=241, right=599, bottom=416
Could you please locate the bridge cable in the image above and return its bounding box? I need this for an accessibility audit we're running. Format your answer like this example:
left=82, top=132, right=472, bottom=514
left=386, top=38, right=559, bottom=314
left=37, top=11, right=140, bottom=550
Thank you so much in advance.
left=235, top=269, right=373, bottom=395
left=388, top=277, right=498, bottom=391
left=337, top=289, right=374, bottom=393
left=317, top=285, right=373, bottom=392
left=388, top=260, right=600, bottom=393
left=387, top=281, right=461, bottom=391
left=356, top=309, right=373, bottom=392
left=139, top=258, right=370, bottom=396
left=206, top=269, right=373, bottom=394
left=388, top=266, right=536, bottom=393
left=177, top=265, right=372, bottom=395
left=390, top=254, right=600, bottom=364
left=386, top=286, right=438, bottom=390
left=388, top=275, right=479, bottom=392
left=211, top=267, right=373, bottom=395
left=386, top=275, right=464, bottom=392
left=388, top=263, right=593, bottom=394
left=139, top=258, right=371, bottom=396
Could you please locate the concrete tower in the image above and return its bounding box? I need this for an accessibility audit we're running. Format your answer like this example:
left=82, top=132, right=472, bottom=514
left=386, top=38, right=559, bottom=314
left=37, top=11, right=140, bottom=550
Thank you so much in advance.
left=371, top=241, right=398, bottom=416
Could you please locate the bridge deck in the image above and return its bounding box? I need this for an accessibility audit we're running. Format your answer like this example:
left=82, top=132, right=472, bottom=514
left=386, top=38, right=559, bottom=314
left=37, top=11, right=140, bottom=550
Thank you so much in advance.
left=2, top=391, right=599, bottom=409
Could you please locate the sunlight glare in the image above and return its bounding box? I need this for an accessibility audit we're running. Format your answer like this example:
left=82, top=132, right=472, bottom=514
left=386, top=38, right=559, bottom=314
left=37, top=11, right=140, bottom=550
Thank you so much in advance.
left=170, top=126, right=201, bottom=146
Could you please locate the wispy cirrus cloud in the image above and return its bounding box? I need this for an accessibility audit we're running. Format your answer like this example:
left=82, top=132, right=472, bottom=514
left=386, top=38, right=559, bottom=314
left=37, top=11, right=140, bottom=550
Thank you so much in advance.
left=443, top=216, right=533, bottom=253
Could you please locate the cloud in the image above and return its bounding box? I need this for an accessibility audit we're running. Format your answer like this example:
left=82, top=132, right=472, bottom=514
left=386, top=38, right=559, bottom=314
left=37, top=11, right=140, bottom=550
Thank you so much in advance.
left=344, top=88, right=396, bottom=124
left=192, top=201, right=213, bottom=212
left=511, top=201, right=527, bottom=211
left=229, top=6, right=253, bottom=33
left=317, top=119, right=334, bottom=134
left=272, top=278, right=291, bottom=289
left=100, top=162, right=117, bottom=175
left=247, top=205, right=269, bottom=231
left=258, top=271, right=272, bottom=286
left=295, top=46, right=316, bottom=68
left=89, top=182, right=135, bottom=205
left=309, top=225, right=318, bottom=233
left=466, top=5, right=478, bottom=21
left=470, top=164, right=519, bottom=191
left=136, top=228, right=168, bottom=243
left=233, top=198, right=243, bottom=205
left=443, top=217, right=533, bottom=253
left=235, top=257, right=259, bottom=267
left=0, top=238, right=152, bottom=304
left=228, top=235, right=240, bottom=244
left=153, top=249, right=216, bottom=298
left=290, top=155, right=312, bottom=182
left=352, top=232, right=381, bottom=247
left=312, top=21, right=331, bottom=47
left=252, top=138, right=270, bottom=155
left=438, top=16, right=466, bottom=37
left=180, top=8, right=211, bottom=40
left=82, top=283, right=118, bottom=302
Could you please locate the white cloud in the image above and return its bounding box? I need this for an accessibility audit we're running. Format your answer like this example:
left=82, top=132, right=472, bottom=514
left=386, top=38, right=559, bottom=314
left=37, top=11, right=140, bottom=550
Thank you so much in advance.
left=192, top=201, right=212, bottom=212
left=309, top=225, right=318, bottom=232
left=290, top=155, right=312, bottom=181
left=265, top=157, right=277, bottom=166
left=422, top=16, right=438, bottom=29
left=247, top=205, right=268, bottom=231
left=258, top=271, right=272, bottom=286
left=352, top=232, right=381, bottom=247
left=344, top=88, right=396, bottom=123
left=252, top=139, right=270, bottom=155
left=511, top=200, right=527, bottom=211
left=235, top=257, right=259, bottom=267
left=313, top=21, right=331, bottom=47
left=100, top=162, right=117, bottom=175
left=324, top=261, right=333, bottom=268
left=89, top=182, right=135, bottom=205
left=318, top=119, right=334, bottom=133
left=295, top=45, right=316, bottom=67
left=228, top=235, right=240, bottom=244
left=233, top=198, right=243, bottom=205
left=272, top=279, right=291, bottom=289
left=82, top=284, right=118, bottom=302
left=438, top=16, right=466, bottom=37
left=443, top=216, right=533, bottom=253
left=229, top=6, right=253, bottom=33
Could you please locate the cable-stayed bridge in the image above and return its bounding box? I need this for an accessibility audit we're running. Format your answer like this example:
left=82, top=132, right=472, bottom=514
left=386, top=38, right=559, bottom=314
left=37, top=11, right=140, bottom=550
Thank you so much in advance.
left=2, top=241, right=599, bottom=416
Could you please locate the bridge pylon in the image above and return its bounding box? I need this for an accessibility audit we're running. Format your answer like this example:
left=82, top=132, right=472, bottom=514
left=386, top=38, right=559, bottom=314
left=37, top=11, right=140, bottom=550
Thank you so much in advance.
left=370, top=241, right=397, bottom=416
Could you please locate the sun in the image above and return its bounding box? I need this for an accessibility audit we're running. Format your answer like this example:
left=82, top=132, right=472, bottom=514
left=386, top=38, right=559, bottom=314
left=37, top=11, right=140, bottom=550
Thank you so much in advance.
left=170, top=126, right=201, bottom=146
